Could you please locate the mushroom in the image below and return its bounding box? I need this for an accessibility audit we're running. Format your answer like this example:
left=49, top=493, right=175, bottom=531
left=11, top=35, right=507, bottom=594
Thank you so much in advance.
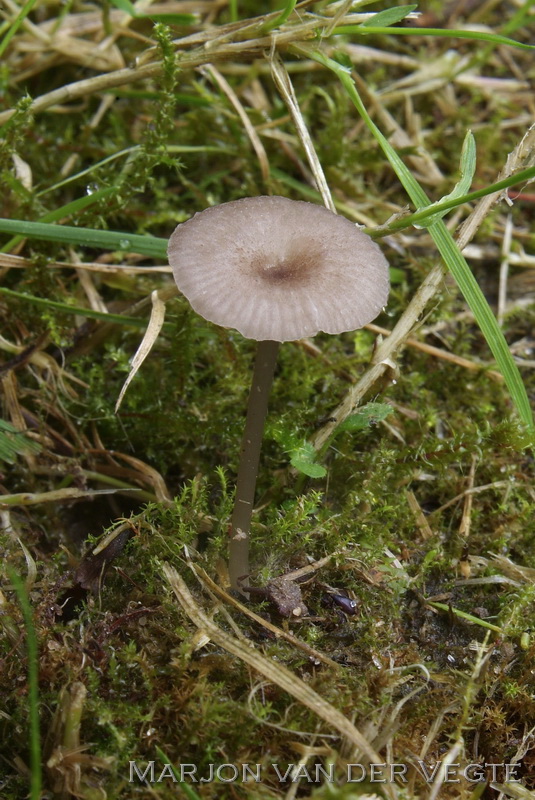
left=168, top=196, right=389, bottom=592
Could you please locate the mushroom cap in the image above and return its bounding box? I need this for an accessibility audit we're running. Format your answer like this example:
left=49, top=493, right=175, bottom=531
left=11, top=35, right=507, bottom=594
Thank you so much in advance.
left=167, top=195, right=389, bottom=342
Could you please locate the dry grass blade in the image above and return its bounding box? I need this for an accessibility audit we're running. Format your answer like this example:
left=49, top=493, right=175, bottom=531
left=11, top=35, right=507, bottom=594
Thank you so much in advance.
left=491, top=782, right=535, bottom=800
left=50, top=35, right=124, bottom=72
left=312, top=265, right=452, bottom=452
left=115, top=290, right=166, bottom=413
left=203, top=64, right=270, bottom=186
left=0, top=253, right=171, bottom=273
left=406, top=490, right=434, bottom=541
left=46, top=682, right=114, bottom=796
left=15, top=535, right=37, bottom=589
left=90, top=450, right=173, bottom=504
left=426, top=741, right=463, bottom=800
left=458, top=454, right=477, bottom=539
left=269, top=53, right=335, bottom=212
left=428, top=480, right=512, bottom=516
left=162, top=563, right=396, bottom=796
left=352, top=73, right=444, bottom=187
left=0, top=486, right=133, bottom=507
left=498, top=213, right=514, bottom=327
left=485, top=554, right=535, bottom=584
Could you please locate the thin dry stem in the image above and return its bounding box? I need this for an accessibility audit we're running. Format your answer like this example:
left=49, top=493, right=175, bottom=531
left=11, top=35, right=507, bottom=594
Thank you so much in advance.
left=0, top=254, right=172, bottom=273
left=458, top=454, right=478, bottom=539
left=269, top=53, right=336, bottom=212
left=203, top=64, right=270, bottom=186
left=498, top=213, right=514, bottom=326
left=428, top=480, right=511, bottom=517
left=366, top=322, right=504, bottom=382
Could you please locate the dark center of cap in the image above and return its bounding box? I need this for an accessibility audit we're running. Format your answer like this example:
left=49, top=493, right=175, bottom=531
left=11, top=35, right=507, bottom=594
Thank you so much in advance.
left=251, top=252, right=320, bottom=286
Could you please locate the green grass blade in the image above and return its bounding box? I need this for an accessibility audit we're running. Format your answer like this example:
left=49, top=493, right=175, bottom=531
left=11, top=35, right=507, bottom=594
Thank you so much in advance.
left=375, top=164, right=535, bottom=234
left=303, top=48, right=533, bottom=430
left=261, top=0, right=297, bottom=33
left=0, top=287, right=171, bottom=328
left=35, top=145, right=228, bottom=199
left=0, top=0, right=39, bottom=59
left=0, top=218, right=167, bottom=258
left=37, top=144, right=229, bottom=199
left=1, top=186, right=116, bottom=253
left=427, top=601, right=502, bottom=633
left=459, top=0, right=535, bottom=72
left=429, top=222, right=533, bottom=429
left=154, top=747, right=202, bottom=799
left=331, top=26, right=534, bottom=50
left=36, top=148, right=140, bottom=198
left=7, top=569, right=42, bottom=800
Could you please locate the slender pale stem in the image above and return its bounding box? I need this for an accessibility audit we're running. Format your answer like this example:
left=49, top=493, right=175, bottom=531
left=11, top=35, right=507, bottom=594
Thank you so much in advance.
left=229, top=339, right=280, bottom=592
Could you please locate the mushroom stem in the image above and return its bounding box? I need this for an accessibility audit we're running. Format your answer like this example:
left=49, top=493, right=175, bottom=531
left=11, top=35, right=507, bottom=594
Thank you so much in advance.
left=229, top=339, right=280, bottom=592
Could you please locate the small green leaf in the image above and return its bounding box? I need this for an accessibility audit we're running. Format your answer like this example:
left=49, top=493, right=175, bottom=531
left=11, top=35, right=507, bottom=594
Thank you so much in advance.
left=361, top=5, right=418, bottom=28
left=339, top=403, right=393, bottom=432
left=291, top=459, right=327, bottom=479
left=290, top=442, right=327, bottom=478
left=415, top=131, right=476, bottom=227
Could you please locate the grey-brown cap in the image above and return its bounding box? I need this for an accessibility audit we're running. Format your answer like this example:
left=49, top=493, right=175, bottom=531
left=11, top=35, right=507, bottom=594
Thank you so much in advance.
left=167, top=196, right=389, bottom=342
